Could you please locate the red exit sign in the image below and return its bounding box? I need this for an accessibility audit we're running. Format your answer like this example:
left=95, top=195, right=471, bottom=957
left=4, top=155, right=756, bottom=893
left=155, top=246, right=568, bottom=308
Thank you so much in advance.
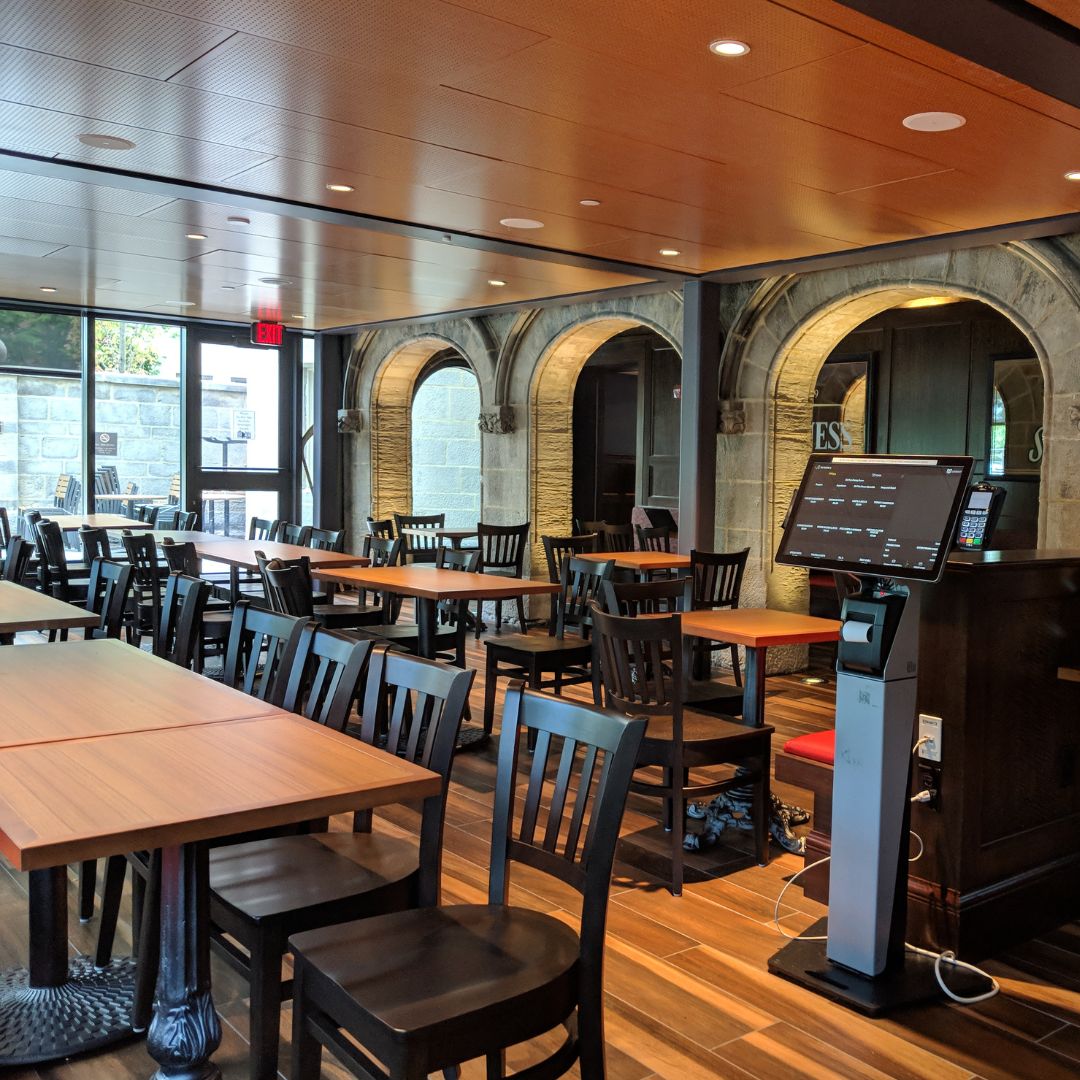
left=250, top=321, right=284, bottom=347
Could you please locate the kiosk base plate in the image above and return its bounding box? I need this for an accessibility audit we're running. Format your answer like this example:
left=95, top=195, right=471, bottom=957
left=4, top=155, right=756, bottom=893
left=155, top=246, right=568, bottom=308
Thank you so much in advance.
left=768, top=921, right=990, bottom=1016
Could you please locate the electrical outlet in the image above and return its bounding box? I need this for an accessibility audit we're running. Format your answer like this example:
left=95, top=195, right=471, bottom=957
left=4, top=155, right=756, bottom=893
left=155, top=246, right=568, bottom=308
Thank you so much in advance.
left=918, top=713, right=942, bottom=762
left=917, top=764, right=942, bottom=811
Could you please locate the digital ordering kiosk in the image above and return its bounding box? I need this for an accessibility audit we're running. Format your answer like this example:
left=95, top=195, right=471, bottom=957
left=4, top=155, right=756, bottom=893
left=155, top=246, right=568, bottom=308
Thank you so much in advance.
left=768, top=453, right=994, bottom=1014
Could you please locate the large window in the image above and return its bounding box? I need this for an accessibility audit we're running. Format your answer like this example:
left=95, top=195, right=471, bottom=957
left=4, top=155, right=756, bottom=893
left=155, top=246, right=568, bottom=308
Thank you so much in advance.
left=988, top=356, right=1043, bottom=477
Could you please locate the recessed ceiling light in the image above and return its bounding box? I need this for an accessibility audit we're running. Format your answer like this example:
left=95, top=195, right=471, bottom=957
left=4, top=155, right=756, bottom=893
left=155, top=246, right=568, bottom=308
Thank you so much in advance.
left=658, top=248, right=681, bottom=257
left=902, top=111, right=966, bottom=132
left=38, top=286, right=57, bottom=293
left=1065, top=170, right=1080, bottom=182
left=579, top=198, right=601, bottom=207
left=220, top=284, right=238, bottom=291
left=77, top=133, right=135, bottom=150
left=325, top=182, right=355, bottom=193
left=499, top=217, right=544, bottom=229
left=709, top=39, right=750, bottom=57
left=292, top=314, right=307, bottom=319
left=259, top=276, right=293, bottom=286
left=168, top=300, right=196, bottom=307
left=186, top=232, right=207, bottom=240
left=487, top=278, right=507, bottom=287
left=226, top=216, right=251, bottom=228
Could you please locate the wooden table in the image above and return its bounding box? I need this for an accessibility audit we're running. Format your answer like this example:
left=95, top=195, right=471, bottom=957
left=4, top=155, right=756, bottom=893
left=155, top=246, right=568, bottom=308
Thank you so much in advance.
left=0, top=580, right=99, bottom=635
left=312, top=565, right=560, bottom=659
left=399, top=526, right=478, bottom=549
left=578, top=549, right=691, bottom=573
left=50, top=513, right=151, bottom=532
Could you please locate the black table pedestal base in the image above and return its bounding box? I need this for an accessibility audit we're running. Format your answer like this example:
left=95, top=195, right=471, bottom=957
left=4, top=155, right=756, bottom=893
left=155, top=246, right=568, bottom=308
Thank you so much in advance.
left=0, top=955, right=136, bottom=1066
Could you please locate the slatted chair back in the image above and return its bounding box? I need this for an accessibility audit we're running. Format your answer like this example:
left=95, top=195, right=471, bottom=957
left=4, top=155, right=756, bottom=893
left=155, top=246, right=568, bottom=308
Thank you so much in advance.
left=556, top=555, right=615, bottom=637
left=160, top=538, right=199, bottom=576
left=359, top=535, right=403, bottom=616
left=123, top=481, right=138, bottom=497
left=152, top=506, right=181, bottom=529
left=308, top=527, right=345, bottom=551
left=122, top=530, right=165, bottom=637
left=35, top=519, right=77, bottom=598
left=598, top=522, right=634, bottom=552
left=261, top=558, right=315, bottom=618
left=2, top=537, right=31, bottom=583
left=393, top=512, right=444, bottom=563
left=601, top=576, right=692, bottom=617
left=542, top=533, right=597, bottom=584
left=477, top=521, right=530, bottom=577
left=281, top=625, right=374, bottom=732
left=590, top=604, right=686, bottom=718
left=435, top=546, right=479, bottom=573
left=492, top=683, right=645, bottom=934
left=248, top=516, right=280, bottom=542
left=277, top=522, right=312, bottom=546
left=154, top=573, right=210, bottom=669
left=0, top=507, right=10, bottom=548
left=64, top=477, right=82, bottom=513
left=690, top=547, right=749, bottom=611
left=168, top=473, right=182, bottom=503
left=357, top=648, right=474, bottom=903
left=100, top=466, right=120, bottom=492
left=94, top=471, right=121, bottom=515
left=573, top=517, right=606, bottom=536
left=635, top=524, right=675, bottom=553
left=177, top=510, right=198, bottom=530
left=134, top=503, right=153, bottom=523
left=78, top=526, right=113, bottom=565
left=21, top=509, right=42, bottom=541
left=53, top=474, right=71, bottom=508
left=85, top=558, right=134, bottom=640
left=364, top=516, right=394, bottom=540
left=223, top=601, right=311, bottom=705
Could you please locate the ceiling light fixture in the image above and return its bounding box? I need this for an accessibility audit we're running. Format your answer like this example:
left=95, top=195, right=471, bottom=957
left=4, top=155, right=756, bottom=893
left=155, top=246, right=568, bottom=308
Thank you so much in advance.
left=709, top=39, right=750, bottom=57
left=488, top=278, right=507, bottom=287
left=38, top=286, right=57, bottom=293
left=168, top=300, right=195, bottom=307
left=292, top=314, right=307, bottom=320
left=186, top=232, right=207, bottom=240
left=325, top=183, right=354, bottom=192
left=226, top=216, right=251, bottom=228
left=259, top=276, right=293, bottom=286
left=897, top=296, right=962, bottom=309
left=902, top=111, right=966, bottom=132
left=579, top=198, right=601, bottom=207
left=220, top=285, right=238, bottom=290
left=499, top=217, right=544, bottom=229
left=658, top=247, right=681, bottom=257
left=1065, top=170, right=1080, bottom=181
left=77, top=133, right=135, bottom=150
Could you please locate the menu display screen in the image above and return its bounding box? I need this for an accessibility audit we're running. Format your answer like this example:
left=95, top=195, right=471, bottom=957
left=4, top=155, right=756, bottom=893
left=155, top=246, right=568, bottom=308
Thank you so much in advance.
left=776, top=454, right=973, bottom=581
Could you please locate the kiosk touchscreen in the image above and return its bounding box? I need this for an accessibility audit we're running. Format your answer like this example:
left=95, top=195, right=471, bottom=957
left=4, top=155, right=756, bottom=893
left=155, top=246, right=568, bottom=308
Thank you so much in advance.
left=769, top=454, right=976, bottom=1015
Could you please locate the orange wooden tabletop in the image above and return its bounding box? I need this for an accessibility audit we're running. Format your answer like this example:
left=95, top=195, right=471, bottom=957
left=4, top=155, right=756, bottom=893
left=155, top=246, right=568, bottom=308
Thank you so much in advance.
left=193, top=539, right=369, bottom=570
left=578, top=550, right=691, bottom=571
left=0, top=581, right=99, bottom=634
left=0, top=638, right=282, bottom=749
left=53, top=513, right=150, bottom=531
left=680, top=608, right=842, bottom=648
left=0, top=713, right=440, bottom=870
left=312, top=564, right=561, bottom=601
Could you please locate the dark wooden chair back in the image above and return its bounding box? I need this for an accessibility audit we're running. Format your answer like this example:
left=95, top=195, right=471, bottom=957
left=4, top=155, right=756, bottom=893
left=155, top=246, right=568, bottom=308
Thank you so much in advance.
left=358, top=648, right=475, bottom=904
left=435, top=546, right=479, bottom=572
left=281, top=626, right=374, bottom=732
left=590, top=604, right=686, bottom=718
left=122, top=530, right=165, bottom=637
left=177, top=510, right=198, bottom=530
left=308, top=527, right=345, bottom=551
left=573, top=517, right=605, bottom=535
left=478, top=521, right=529, bottom=574
left=152, top=506, right=181, bottom=530
left=248, top=516, right=280, bottom=542
left=94, top=470, right=120, bottom=515
left=492, top=683, right=645, bottom=949
left=601, top=576, right=692, bottom=617
left=364, top=516, right=394, bottom=540
left=599, top=522, right=634, bottom=552
left=556, top=555, right=614, bottom=637
left=161, top=538, right=199, bottom=576
left=277, top=522, right=312, bottom=546
left=78, top=526, right=113, bottom=564
left=261, top=558, right=315, bottom=618
left=690, top=547, right=749, bottom=610
left=21, top=509, right=42, bottom=541
left=361, top=535, right=403, bottom=616
left=63, top=476, right=82, bottom=513
left=0, top=506, right=10, bottom=548
left=542, top=533, right=597, bottom=584
left=394, top=512, right=444, bottom=563
left=635, top=524, right=675, bottom=553
left=155, top=573, right=211, bottom=668
left=2, top=537, right=32, bottom=584
left=85, top=558, right=134, bottom=640
left=223, top=601, right=311, bottom=705
left=35, top=519, right=77, bottom=598
left=134, top=503, right=153, bottom=523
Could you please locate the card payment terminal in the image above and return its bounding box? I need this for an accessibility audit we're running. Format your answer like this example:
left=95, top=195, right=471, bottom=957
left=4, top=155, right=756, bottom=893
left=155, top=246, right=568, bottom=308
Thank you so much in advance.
left=954, top=482, right=1005, bottom=550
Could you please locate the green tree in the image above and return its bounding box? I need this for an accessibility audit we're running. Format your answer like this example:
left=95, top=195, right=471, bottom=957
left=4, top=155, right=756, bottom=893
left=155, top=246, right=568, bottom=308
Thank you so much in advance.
left=95, top=321, right=177, bottom=375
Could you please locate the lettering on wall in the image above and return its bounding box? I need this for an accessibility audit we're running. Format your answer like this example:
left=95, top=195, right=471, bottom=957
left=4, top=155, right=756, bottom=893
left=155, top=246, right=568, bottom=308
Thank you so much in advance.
left=1028, top=426, right=1044, bottom=464
left=812, top=420, right=854, bottom=451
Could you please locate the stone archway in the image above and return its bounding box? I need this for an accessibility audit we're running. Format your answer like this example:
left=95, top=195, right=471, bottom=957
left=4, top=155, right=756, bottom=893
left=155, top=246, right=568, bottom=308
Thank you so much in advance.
left=717, top=240, right=1080, bottom=623
left=528, top=314, right=681, bottom=572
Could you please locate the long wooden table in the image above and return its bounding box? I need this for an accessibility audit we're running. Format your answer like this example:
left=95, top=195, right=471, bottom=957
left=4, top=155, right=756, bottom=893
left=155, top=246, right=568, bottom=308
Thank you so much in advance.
left=0, top=580, right=99, bottom=635
left=578, top=549, right=691, bottom=573
left=0, top=638, right=439, bottom=1075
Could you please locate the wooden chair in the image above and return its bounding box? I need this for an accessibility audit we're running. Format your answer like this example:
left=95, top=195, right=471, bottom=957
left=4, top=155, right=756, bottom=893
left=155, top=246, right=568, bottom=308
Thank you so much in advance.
left=635, top=524, right=675, bottom=553
left=482, top=556, right=613, bottom=735
left=207, top=645, right=472, bottom=1080
left=160, top=538, right=232, bottom=670
left=84, top=558, right=134, bottom=640
left=78, top=525, right=114, bottom=565
left=590, top=604, right=772, bottom=894
left=121, top=531, right=166, bottom=646
left=0, top=506, right=11, bottom=549
left=689, top=548, right=749, bottom=683
left=287, top=683, right=646, bottom=1080
left=261, top=556, right=384, bottom=630
left=542, top=532, right=598, bottom=635
left=475, top=521, right=530, bottom=637
left=308, top=526, right=345, bottom=551
left=153, top=573, right=210, bottom=669
left=0, top=537, right=33, bottom=643
left=34, top=520, right=90, bottom=640
left=364, top=516, right=394, bottom=540
left=393, top=512, right=443, bottom=564
left=572, top=517, right=605, bottom=536
left=358, top=535, right=403, bottom=620
left=249, top=516, right=280, bottom=542
left=221, top=601, right=311, bottom=705
left=151, top=506, right=181, bottom=529
left=277, top=522, right=312, bottom=546
left=598, top=521, right=634, bottom=552
left=177, top=509, right=198, bottom=529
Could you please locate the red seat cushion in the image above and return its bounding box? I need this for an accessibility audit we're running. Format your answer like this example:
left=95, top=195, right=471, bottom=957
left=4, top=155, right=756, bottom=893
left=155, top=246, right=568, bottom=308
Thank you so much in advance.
left=783, top=729, right=835, bottom=765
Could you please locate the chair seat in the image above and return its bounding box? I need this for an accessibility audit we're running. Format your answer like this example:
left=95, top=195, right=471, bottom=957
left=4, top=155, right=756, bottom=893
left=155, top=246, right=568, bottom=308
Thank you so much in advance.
left=685, top=679, right=744, bottom=715
left=637, top=710, right=771, bottom=764
left=210, top=833, right=418, bottom=924
left=313, top=603, right=386, bottom=630
left=485, top=631, right=590, bottom=658
left=783, top=728, right=835, bottom=765
left=290, top=904, right=580, bottom=1044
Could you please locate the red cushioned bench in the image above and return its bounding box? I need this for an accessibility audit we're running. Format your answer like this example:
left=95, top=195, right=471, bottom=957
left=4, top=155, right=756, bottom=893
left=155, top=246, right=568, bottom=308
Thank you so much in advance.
left=774, top=729, right=835, bottom=902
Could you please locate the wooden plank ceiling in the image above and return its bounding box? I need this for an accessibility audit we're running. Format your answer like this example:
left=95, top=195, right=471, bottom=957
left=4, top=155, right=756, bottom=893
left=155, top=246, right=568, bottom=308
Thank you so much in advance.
left=0, top=0, right=1077, bottom=329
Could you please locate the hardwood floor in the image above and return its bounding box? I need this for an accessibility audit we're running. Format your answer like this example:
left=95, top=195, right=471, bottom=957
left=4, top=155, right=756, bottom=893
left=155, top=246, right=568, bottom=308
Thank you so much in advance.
left=1, top=627, right=1077, bottom=1080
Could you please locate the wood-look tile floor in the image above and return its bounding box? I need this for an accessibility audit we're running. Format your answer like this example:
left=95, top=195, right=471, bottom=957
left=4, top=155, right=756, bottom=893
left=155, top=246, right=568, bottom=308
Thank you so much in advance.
left=1, top=628, right=1077, bottom=1080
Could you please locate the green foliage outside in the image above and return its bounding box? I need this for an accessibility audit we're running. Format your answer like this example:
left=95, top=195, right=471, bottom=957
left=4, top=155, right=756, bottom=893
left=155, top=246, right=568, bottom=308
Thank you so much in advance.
left=95, top=321, right=179, bottom=375
left=0, top=309, right=81, bottom=370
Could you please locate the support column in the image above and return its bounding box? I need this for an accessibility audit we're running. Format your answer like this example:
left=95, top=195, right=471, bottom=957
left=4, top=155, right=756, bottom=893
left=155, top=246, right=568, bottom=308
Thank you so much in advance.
left=678, top=281, right=722, bottom=553
left=314, top=333, right=348, bottom=531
